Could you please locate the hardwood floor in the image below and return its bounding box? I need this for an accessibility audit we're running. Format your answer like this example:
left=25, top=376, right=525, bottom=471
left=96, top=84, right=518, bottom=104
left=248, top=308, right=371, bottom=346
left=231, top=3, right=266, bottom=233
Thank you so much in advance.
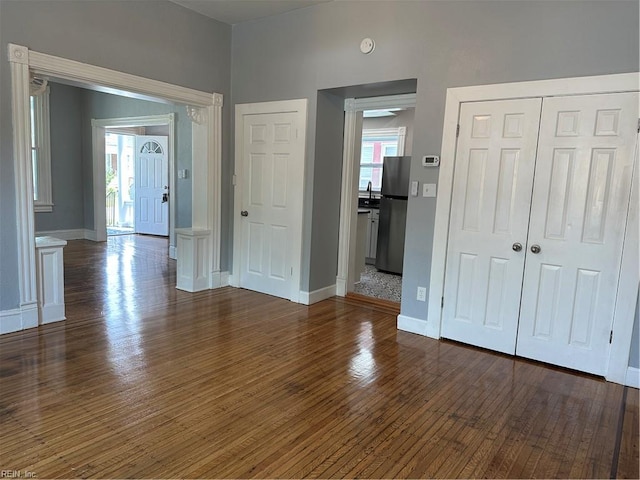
left=0, top=234, right=638, bottom=478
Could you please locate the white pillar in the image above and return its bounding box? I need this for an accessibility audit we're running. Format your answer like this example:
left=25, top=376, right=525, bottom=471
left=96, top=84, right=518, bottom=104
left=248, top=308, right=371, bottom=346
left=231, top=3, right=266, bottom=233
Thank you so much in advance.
left=35, top=236, right=67, bottom=324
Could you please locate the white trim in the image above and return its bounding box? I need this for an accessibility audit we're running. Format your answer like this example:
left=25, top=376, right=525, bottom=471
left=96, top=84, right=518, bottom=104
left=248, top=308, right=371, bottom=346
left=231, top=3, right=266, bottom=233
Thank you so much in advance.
left=337, top=94, right=416, bottom=298
left=299, top=285, right=336, bottom=305
left=84, top=229, right=98, bottom=242
left=606, top=125, right=639, bottom=384
left=429, top=73, right=640, bottom=383
left=0, top=303, right=38, bottom=335
left=92, top=114, right=176, bottom=249
left=233, top=99, right=307, bottom=303
left=26, top=48, right=212, bottom=106
left=336, top=109, right=363, bottom=296
left=8, top=44, right=223, bottom=310
left=35, top=229, right=87, bottom=240
left=8, top=44, right=38, bottom=312
left=32, top=86, right=53, bottom=212
left=347, top=93, right=417, bottom=112
left=625, top=367, right=640, bottom=388
left=397, top=314, right=429, bottom=337
left=169, top=245, right=177, bottom=260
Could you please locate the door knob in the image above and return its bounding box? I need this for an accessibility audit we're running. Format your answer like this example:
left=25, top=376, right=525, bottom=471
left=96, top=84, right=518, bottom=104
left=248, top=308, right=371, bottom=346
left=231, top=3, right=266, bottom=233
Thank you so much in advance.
left=240, top=210, right=249, bottom=217
left=530, top=244, right=541, bottom=254
left=512, top=242, right=522, bottom=252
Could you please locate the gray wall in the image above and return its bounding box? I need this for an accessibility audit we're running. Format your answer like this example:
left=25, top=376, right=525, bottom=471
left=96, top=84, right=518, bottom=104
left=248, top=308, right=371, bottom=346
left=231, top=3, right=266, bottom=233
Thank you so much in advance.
left=231, top=0, right=639, bottom=319
left=35, top=83, right=85, bottom=232
left=0, top=0, right=231, bottom=310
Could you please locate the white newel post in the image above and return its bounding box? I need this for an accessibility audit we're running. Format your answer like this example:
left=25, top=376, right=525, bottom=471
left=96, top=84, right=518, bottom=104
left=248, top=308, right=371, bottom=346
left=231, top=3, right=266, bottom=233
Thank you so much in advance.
left=35, top=236, right=67, bottom=324
left=175, top=228, right=211, bottom=292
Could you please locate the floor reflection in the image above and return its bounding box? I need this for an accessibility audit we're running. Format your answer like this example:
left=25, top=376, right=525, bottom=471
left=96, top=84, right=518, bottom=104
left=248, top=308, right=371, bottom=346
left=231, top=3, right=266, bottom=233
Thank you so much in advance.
left=349, top=322, right=377, bottom=384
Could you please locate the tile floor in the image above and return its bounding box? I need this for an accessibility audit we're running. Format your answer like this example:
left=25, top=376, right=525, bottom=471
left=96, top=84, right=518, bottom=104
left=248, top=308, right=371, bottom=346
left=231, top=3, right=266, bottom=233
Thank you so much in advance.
left=354, top=264, right=402, bottom=303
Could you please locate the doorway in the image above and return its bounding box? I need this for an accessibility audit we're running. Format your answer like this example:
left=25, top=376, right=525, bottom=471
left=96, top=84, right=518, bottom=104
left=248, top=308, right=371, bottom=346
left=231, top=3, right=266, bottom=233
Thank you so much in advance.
left=94, top=115, right=175, bottom=249
left=336, top=92, right=417, bottom=304
left=352, top=107, right=414, bottom=304
left=105, top=131, right=136, bottom=236
left=8, top=43, right=223, bottom=330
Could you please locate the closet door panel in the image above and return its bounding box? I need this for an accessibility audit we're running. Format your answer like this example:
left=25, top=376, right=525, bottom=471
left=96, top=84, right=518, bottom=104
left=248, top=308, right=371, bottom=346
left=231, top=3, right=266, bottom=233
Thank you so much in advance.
left=441, top=98, right=542, bottom=354
left=516, top=92, right=638, bottom=375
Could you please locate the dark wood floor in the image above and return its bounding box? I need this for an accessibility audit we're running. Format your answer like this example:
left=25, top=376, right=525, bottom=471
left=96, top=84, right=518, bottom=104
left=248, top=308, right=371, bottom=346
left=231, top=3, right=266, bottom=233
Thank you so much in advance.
left=0, top=234, right=637, bottom=478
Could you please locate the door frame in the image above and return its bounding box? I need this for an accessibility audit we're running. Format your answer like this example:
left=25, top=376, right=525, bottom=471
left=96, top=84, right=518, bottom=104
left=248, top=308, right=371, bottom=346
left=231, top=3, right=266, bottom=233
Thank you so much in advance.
left=8, top=43, right=223, bottom=328
left=92, top=115, right=175, bottom=254
left=427, top=72, right=639, bottom=384
left=336, top=94, right=417, bottom=296
left=232, top=99, right=308, bottom=303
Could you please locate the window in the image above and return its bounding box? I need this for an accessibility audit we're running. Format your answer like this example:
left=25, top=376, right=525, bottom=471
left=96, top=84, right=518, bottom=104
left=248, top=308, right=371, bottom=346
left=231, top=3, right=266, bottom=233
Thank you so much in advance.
left=31, top=86, right=52, bottom=212
left=359, top=127, right=406, bottom=191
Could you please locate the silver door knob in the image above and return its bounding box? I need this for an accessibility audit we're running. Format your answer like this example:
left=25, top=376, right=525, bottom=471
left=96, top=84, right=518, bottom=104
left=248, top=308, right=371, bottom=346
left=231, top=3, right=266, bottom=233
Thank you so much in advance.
left=512, top=242, right=522, bottom=252
left=240, top=210, right=249, bottom=217
left=530, top=244, right=541, bottom=254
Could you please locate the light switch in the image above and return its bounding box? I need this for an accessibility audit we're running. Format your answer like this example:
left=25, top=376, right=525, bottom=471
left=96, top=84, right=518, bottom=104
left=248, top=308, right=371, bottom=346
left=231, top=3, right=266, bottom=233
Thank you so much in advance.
left=410, top=180, right=419, bottom=197
left=423, top=183, right=436, bottom=197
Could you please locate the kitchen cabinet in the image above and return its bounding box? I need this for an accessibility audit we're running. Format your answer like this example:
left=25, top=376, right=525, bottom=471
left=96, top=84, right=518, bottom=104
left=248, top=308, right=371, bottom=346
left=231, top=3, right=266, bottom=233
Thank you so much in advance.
left=365, top=209, right=379, bottom=264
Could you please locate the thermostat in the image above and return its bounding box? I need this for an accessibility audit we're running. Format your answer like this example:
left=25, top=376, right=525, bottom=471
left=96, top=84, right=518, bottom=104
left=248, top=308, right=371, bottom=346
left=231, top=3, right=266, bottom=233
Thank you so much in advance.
left=422, top=155, right=440, bottom=167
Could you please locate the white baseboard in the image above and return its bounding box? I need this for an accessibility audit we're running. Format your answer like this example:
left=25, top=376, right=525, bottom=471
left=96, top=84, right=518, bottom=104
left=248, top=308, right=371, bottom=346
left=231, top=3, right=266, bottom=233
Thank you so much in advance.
left=35, top=228, right=87, bottom=240
left=169, top=245, right=177, bottom=260
left=300, top=284, right=337, bottom=305
left=626, top=366, right=640, bottom=388
left=84, top=229, right=98, bottom=241
left=210, top=271, right=230, bottom=289
left=397, top=314, right=429, bottom=336
left=0, top=303, right=38, bottom=334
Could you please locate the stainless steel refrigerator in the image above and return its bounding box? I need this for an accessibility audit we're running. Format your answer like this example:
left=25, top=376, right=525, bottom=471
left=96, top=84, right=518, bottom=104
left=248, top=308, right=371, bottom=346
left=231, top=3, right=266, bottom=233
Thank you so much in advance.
left=375, top=156, right=411, bottom=274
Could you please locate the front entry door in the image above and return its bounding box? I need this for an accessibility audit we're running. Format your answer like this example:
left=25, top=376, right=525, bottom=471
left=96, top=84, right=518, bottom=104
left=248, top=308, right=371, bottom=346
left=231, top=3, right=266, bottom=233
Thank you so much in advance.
left=135, top=135, right=169, bottom=236
left=516, top=92, right=638, bottom=375
left=237, top=110, right=305, bottom=300
left=442, top=98, right=543, bottom=354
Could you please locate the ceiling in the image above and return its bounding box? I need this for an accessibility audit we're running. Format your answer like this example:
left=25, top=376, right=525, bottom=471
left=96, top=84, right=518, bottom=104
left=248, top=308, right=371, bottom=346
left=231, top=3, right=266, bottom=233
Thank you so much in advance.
left=171, top=0, right=333, bottom=25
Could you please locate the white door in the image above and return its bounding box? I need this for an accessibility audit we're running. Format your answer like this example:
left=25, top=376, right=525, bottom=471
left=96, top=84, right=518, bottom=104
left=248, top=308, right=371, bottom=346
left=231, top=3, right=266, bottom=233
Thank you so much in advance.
left=516, top=92, right=638, bottom=375
left=135, top=135, right=169, bottom=236
left=238, top=111, right=305, bottom=300
left=441, top=98, right=543, bottom=354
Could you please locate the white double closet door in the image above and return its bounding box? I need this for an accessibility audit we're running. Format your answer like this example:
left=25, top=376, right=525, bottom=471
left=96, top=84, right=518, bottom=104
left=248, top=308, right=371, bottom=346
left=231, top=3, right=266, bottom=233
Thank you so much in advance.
left=442, top=92, right=638, bottom=375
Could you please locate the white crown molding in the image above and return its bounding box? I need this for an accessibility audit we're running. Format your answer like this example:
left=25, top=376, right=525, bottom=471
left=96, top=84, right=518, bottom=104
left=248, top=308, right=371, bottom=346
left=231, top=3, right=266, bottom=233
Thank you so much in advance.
left=12, top=44, right=214, bottom=107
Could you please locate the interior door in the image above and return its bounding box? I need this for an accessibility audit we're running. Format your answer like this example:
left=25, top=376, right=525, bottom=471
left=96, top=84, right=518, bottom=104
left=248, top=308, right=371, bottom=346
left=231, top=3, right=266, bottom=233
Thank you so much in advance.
left=516, top=92, right=639, bottom=375
left=135, top=135, right=168, bottom=236
left=239, top=112, right=304, bottom=300
left=441, top=98, right=542, bottom=354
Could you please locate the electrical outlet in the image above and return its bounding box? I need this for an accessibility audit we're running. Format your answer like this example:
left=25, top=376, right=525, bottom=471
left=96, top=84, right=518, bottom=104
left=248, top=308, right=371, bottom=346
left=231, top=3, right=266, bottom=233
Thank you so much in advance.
left=417, top=286, right=427, bottom=302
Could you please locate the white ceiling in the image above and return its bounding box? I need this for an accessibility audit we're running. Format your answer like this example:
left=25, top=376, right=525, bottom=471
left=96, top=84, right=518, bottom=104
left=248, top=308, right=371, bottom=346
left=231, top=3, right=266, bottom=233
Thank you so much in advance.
left=171, top=0, right=333, bottom=25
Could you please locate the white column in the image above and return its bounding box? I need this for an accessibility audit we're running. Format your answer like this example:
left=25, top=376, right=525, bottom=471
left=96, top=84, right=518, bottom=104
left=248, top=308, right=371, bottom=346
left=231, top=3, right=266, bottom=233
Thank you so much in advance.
left=8, top=44, right=38, bottom=325
left=175, top=228, right=211, bottom=292
left=35, top=236, right=67, bottom=324
left=185, top=94, right=224, bottom=290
